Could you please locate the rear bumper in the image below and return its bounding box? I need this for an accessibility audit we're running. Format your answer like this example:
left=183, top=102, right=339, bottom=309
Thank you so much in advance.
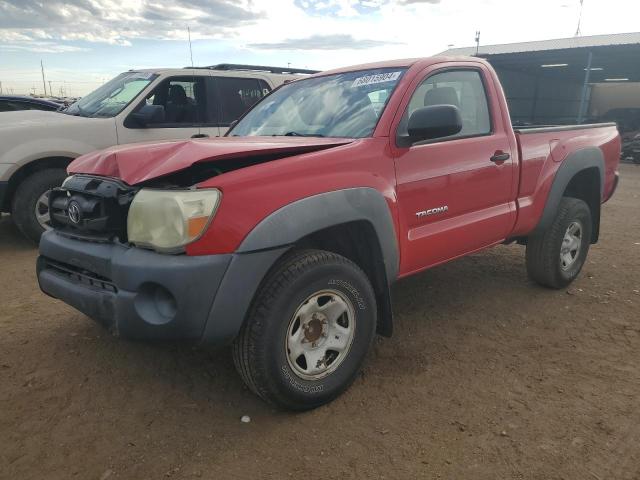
left=604, top=171, right=620, bottom=202
left=37, top=231, right=287, bottom=345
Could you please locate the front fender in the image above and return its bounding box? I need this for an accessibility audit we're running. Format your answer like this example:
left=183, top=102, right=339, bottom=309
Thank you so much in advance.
left=238, top=187, right=399, bottom=282
left=201, top=188, right=399, bottom=345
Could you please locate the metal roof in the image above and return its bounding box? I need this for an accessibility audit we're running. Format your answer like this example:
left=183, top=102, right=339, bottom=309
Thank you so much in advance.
left=440, top=32, right=640, bottom=56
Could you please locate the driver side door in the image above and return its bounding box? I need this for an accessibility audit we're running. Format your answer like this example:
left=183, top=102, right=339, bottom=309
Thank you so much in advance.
left=116, top=71, right=220, bottom=145
left=393, top=65, right=516, bottom=276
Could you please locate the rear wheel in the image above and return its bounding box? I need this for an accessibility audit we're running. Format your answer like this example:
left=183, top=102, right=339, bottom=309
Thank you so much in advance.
left=526, top=197, right=592, bottom=289
left=11, top=168, right=67, bottom=244
left=232, top=249, right=377, bottom=410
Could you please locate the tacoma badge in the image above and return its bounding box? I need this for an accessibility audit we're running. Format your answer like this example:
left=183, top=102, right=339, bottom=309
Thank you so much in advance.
left=416, top=206, right=448, bottom=218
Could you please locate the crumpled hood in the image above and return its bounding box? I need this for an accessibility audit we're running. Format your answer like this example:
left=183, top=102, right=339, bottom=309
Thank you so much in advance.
left=68, top=136, right=355, bottom=185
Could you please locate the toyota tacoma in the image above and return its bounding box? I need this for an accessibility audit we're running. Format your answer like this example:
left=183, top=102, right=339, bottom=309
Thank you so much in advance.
left=37, top=56, right=620, bottom=410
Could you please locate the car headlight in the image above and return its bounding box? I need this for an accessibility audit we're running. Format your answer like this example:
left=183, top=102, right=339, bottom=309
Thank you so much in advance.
left=127, top=188, right=221, bottom=252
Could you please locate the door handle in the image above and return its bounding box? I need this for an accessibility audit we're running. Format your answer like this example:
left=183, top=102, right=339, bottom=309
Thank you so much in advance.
left=490, top=152, right=510, bottom=163
left=191, top=133, right=209, bottom=139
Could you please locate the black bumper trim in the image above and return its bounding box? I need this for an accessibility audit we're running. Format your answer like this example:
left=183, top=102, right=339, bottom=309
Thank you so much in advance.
left=38, top=231, right=232, bottom=341
left=605, top=171, right=620, bottom=202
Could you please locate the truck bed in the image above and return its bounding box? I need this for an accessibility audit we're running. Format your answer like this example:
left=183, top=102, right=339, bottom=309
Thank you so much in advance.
left=510, top=122, right=620, bottom=238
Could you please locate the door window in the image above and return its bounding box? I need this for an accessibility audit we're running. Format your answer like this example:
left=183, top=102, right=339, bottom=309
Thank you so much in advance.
left=216, top=77, right=271, bottom=126
left=131, top=76, right=210, bottom=127
left=398, top=70, right=491, bottom=142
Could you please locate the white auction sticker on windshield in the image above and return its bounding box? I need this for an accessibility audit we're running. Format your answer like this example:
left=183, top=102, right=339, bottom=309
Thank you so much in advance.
left=352, top=71, right=402, bottom=88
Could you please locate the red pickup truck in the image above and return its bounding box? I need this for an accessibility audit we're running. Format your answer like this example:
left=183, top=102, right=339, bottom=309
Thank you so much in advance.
left=37, top=56, right=620, bottom=410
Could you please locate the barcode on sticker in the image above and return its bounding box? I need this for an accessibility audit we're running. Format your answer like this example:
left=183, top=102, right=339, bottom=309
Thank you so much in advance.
left=352, top=71, right=401, bottom=88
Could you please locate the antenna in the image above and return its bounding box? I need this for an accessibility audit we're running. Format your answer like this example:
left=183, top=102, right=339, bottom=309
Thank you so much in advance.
left=575, top=0, right=584, bottom=36
left=187, top=26, right=203, bottom=137
left=40, top=60, right=48, bottom=96
left=187, top=26, right=194, bottom=67
left=475, top=31, right=481, bottom=55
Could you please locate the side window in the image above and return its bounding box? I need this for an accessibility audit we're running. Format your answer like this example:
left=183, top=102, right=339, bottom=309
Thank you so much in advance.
left=132, top=76, right=208, bottom=126
left=399, top=70, right=491, bottom=141
left=217, top=77, right=270, bottom=126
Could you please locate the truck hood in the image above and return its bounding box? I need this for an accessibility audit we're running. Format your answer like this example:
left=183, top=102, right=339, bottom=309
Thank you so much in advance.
left=68, top=137, right=355, bottom=185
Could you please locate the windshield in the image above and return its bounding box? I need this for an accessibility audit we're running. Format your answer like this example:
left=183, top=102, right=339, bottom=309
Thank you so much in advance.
left=230, top=68, right=407, bottom=138
left=64, top=72, right=158, bottom=118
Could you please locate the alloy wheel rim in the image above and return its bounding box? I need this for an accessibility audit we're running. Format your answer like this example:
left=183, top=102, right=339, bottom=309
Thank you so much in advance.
left=35, top=190, right=52, bottom=231
left=285, top=289, right=356, bottom=381
left=560, top=221, right=583, bottom=270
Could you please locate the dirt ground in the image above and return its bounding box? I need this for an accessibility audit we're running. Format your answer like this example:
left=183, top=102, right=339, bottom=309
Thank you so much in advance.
left=1, top=164, right=639, bottom=480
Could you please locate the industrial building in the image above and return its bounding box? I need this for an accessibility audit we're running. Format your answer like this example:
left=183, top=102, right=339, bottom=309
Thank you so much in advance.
left=442, top=32, right=640, bottom=129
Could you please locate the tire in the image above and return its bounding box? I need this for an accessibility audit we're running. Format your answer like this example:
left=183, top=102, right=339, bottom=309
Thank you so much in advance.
left=232, top=249, right=377, bottom=410
left=526, top=197, right=592, bottom=289
left=11, top=168, right=67, bottom=244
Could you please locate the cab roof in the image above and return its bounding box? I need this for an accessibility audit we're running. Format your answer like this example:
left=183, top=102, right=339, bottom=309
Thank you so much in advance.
left=313, top=55, right=490, bottom=77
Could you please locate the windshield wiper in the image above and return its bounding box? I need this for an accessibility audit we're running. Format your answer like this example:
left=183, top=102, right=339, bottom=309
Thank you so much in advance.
left=280, top=131, right=325, bottom=137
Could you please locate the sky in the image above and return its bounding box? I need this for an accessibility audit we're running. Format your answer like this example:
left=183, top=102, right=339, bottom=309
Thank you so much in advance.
left=1, top=0, right=639, bottom=97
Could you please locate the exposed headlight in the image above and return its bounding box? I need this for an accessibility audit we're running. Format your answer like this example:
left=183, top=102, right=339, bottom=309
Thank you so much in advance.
left=127, top=189, right=221, bottom=252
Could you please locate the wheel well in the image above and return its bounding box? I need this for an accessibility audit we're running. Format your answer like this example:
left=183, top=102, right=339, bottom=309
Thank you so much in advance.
left=296, top=221, right=394, bottom=337
left=563, top=167, right=601, bottom=243
left=2, top=157, right=72, bottom=212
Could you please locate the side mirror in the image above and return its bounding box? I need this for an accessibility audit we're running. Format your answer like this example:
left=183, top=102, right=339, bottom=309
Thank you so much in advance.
left=408, top=105, right=463, bottom=143
left=125, top=104, right=165, bottom=128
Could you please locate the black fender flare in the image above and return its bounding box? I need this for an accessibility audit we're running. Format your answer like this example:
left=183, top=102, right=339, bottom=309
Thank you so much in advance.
left=238, top=187, right=399, bottom=281
left=200, top=188, right=399, bottom=345
left=535, top=147, right=604, bottom=240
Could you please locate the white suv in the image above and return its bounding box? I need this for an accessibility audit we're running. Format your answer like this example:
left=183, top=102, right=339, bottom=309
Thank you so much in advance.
left=0, top=64, right=315, bottom=242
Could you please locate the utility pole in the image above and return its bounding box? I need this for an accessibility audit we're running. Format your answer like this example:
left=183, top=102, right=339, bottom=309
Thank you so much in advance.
left=575, top=0, right=584, bottom=36
left=475, top=31, right=481, bottom=56
left=0, top=81, right=3, bottom=94
left=40, top=60, right=48, bottom=96
left=48, top=81, right=53, bottom=97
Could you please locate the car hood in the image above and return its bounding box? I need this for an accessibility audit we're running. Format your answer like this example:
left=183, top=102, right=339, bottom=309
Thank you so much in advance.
left=0, top=109, right=86, bottom=129
left=68, top=137, right=355, bottom=185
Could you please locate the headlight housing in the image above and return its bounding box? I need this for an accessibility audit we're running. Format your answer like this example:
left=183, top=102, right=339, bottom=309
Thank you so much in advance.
left=127, top=188, right=221, bottom=252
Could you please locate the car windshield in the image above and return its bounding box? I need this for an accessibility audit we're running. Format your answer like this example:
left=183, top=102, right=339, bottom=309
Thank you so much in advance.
left=230, top=67, right=407, bottom=138
left=63, top=72, right=158, bottom=118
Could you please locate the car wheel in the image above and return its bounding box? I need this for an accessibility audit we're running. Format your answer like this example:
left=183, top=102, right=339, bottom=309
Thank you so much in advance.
left=232, top=249, right=377, bottom=410
left=526, top=197, right=592, bottom=289
left=11, top=168, right=67, bottom=244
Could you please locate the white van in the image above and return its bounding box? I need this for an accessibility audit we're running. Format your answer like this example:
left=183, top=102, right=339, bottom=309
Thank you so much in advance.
left=0, top=64, right=316, bottom=242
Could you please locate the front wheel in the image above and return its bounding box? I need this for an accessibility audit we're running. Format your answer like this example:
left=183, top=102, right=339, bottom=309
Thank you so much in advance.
left=526, top=197, right=592, bottom=289
left=11, top=168, right=67, bottom=244
left=232, top=250, right=377, bottom=410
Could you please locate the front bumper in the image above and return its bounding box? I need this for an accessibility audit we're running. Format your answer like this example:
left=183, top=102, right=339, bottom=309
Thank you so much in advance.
left=37, top=231, right=287, bottom=345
